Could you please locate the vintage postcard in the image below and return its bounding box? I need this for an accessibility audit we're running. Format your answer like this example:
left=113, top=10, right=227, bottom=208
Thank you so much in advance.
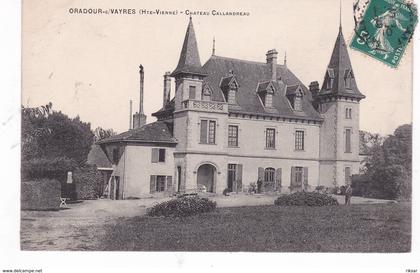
left=8, top=0, right=418, bottom=270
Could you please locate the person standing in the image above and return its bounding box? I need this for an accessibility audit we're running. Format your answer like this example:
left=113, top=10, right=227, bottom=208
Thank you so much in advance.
left=345, top=184, right=353, bottom=205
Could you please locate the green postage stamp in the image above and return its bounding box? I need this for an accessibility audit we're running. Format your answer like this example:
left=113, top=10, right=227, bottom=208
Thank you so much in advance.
left=350, top=0, right=418, bottom=68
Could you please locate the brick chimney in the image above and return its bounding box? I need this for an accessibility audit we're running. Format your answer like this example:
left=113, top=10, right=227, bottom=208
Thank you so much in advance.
left=309, top=81, right=320, bottom=97
left=266, top=49, right=278, bottom=81
left=163, top=72, right=171, bottom=107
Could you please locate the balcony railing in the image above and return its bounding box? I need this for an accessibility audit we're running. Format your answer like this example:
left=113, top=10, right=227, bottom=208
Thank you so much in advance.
left=182, top=99, right=228, bottom=113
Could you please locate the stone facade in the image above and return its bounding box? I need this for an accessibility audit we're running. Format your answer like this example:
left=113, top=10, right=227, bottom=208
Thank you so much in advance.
left=98, top=18, right=365, bottom=199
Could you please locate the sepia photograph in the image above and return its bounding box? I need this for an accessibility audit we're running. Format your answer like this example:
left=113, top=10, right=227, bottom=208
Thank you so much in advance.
left=1, top=0, right=419, bottom=271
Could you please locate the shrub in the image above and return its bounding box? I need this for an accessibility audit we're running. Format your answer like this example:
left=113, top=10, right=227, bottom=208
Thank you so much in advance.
left=223, top=188, right=230, bottom=196
left=274, top=191, right=339, bottom=207
left=21, top=179, right=61, bottom=210
left=147, top=196, right=217, bottom=217
left=73, top=165, right=102, bottom=200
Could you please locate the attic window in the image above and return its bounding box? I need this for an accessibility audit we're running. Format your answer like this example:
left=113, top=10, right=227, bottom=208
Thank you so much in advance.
left=202, top=84, right=212, bottom=101
left=264, top=93, right=273, bottom=108
left=257, top=81, right=275, bottom=108
left=294, top=92, right=302, bottom=111
left=220, top=75, right=239, bottom=105
left=344, top=69, right=353, bottom=89
left=326, top=68, right=334, bottom=90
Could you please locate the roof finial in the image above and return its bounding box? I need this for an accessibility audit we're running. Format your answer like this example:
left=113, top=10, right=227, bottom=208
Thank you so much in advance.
left=339, top=0, right=342, bottom=32
left=284, top=51, right=287, bottom=66
left=212, top=36, right=215, bottom=55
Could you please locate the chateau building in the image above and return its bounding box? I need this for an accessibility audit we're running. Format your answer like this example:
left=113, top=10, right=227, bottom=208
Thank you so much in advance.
left=97, top=18, right=365, bottom=199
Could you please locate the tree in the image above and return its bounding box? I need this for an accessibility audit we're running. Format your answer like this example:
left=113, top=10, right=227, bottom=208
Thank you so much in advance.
left=22, top=103, right=95, bottom=179
left=361, top=124, right=412, bottom=200
left=93, top=127, right=117, bottom=141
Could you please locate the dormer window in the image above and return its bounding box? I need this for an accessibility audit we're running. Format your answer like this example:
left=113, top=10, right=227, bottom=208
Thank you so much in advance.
left=257, top=81, right=275, bottom=108
left=286, top=84, right=303, bottom=111
left=344, top=69, right=354, bottom=89
left=202, top=83, right=212, bottom=101
left=220, top=74, right=239, bottom=105
left=326, top=68, right=335, bottom=90
left=294, top=92, right=302, bottom=111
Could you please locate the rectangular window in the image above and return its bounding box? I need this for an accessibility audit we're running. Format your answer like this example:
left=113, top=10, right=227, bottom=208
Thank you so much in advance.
left=266, top=128, right=276, bottom=149
left=345, top=128, right=352, bottom=153
left=294, top=96, right=302, bottom=111
left=295, top=167, right=303, bottom=186
left=189, top=86, right=196, bottom=99
left=200, top=119, right=216, bottom=144
left=158, top=148, right=165, bottom=162
left=295, top=130, right=304, bottom=150
left=151, top=148, right=166, bottom=163
left=228, top=125, right=239, bottom=147
left=265, top=94, right=273, bottom=108
left=228, top=90, right=236, bottom=104
left=345, top=108, right=352, bottom=119
left=156, top=175, right=166, bottom=192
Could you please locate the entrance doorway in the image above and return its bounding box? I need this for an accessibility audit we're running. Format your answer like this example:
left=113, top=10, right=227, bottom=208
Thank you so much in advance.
left=227, top=164, right=237, bottom=192
left=197, top=164, right=216, bottom=193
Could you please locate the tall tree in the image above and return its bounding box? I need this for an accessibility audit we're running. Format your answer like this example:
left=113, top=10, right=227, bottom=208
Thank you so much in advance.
left=22, top=103, right=95, bottom=179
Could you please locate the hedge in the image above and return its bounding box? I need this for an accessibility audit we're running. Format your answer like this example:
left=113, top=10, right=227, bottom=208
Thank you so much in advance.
left=21, top=179, right=61, bottom=210
left=73, top=165, right=103, bottom=200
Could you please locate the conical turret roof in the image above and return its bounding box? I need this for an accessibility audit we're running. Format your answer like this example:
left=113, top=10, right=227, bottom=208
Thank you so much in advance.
left=318, top=27, right=365, bottom=99
left=171, top=17, right=207, bottom=77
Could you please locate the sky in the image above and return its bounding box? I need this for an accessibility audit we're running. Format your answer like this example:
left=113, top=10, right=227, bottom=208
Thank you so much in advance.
left=22, top=0, right=413, bottom=136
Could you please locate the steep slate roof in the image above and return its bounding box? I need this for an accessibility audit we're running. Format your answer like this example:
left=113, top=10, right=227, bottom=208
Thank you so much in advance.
left=170, top=17, right=207, bottom=77
left=318, top=27, right=365, bottom=99
left=87, top=144, right=112, bottom=168
left=96, top=121, right=177, bottom=145
left=202, top=55, right=322, bottom=120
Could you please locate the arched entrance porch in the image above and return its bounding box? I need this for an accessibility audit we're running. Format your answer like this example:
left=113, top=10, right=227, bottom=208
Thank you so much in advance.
left=197, top=164, right=216, bottom=193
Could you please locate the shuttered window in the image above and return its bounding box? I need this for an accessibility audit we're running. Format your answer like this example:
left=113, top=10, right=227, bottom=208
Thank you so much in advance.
left=345, top=129, right=352, bottom=153
left=200, top=119, right=216, bottom=144
left=156, top=176, right=166, bottom=192
left=151, top=148, right=166, bottom=163
left=264, top=168, right=275, bottom=182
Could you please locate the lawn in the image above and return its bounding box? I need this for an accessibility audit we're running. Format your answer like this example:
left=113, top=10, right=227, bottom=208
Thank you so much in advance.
left=100, top=202, right=411, bottom=252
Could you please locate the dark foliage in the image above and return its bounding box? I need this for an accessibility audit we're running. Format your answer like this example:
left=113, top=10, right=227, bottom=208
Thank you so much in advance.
left=21, top=103, right=94, bottom=181
left=274, top=191, right=339, bottom=206
left=21, top=179, right=61, bottom=211
left=73, top=166, right=103, bottom=200
left=361, top=124, right=412, bottom=200
left=147, top=196, right=217, bottom=217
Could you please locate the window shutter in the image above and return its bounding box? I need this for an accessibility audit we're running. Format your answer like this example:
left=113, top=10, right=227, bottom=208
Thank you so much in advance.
left=200, top=120, right=208, bottom=143
left=290, top=167, right=296, bottom=188
left=275, top=168, right=282, bottom=190
left=166, top=176, right=173, bottom=193
left=303, top=167, right=309, bottom=188
left=150, top=175, right=156, bottom=193
left=258, top=167, right=264, bottom=181
left=237, top=164, right=243, bottom=192
left=151, top=148, right=158, bottom=163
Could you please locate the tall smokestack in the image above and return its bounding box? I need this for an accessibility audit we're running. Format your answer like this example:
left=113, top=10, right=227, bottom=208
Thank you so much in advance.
left=139, top=65, right=144, bottom=114
left=129, top=100, right=133, bottom=130
left=133, top=64, right=147, bottom=129
left=163, top=72, right=171, bottom=107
